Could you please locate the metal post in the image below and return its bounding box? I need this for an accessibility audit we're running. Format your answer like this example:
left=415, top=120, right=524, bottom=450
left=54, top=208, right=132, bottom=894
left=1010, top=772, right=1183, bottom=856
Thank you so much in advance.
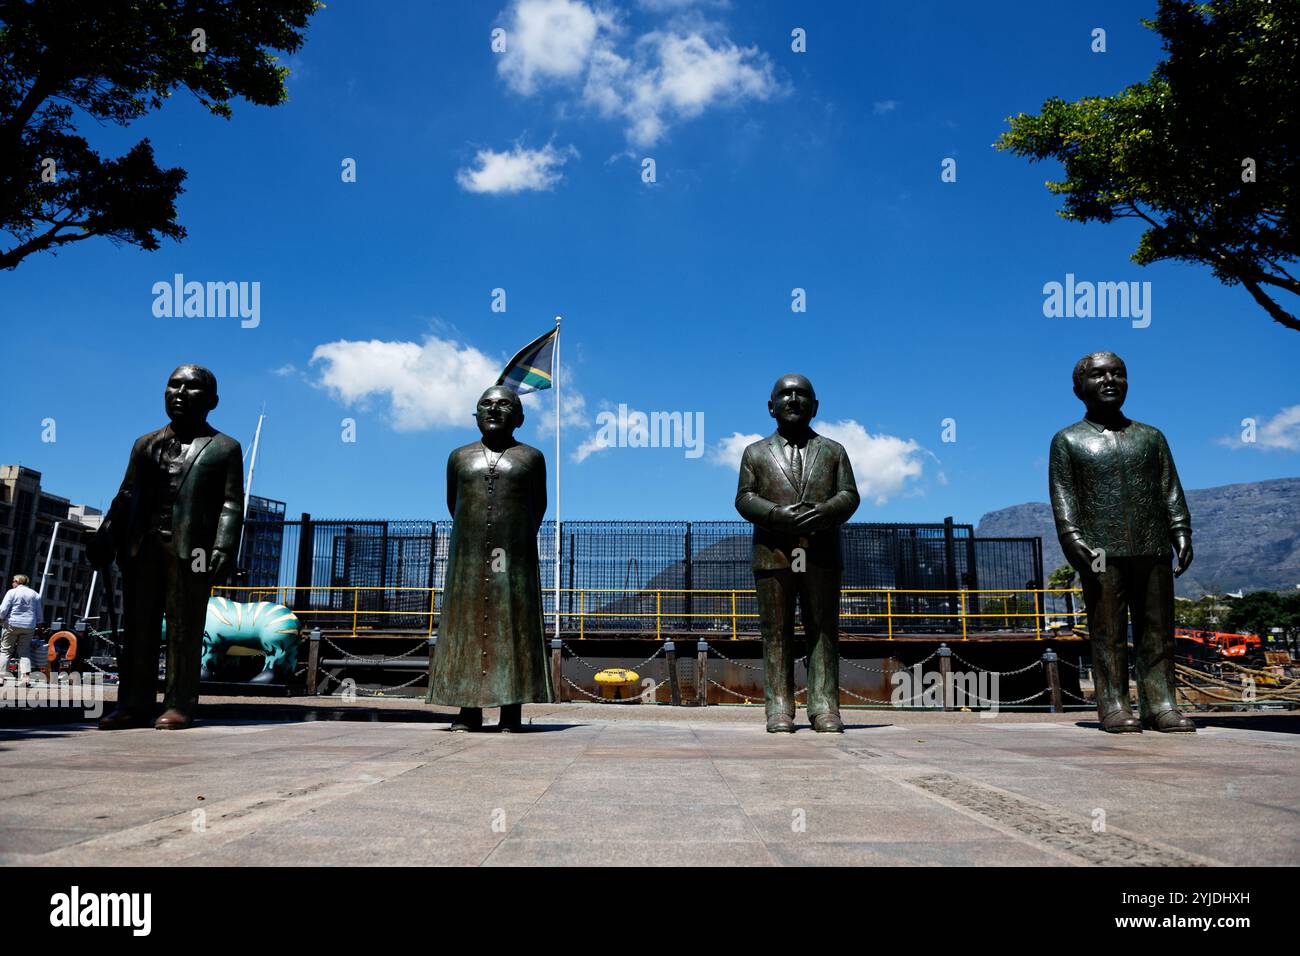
left=938, top=643, right=953, bottom=711
left=942, top=516, right=957, bottom=617
left=352, top=589, right=359, bottom=636
left=292, top=513, right=314, bottom=613
left=683, top=522, right=693, bottom=633
left=1043, top=646, right=1063, bottom=713
left=1033, top=589, right=1042, bottom=640
left=425, top=634, right=436, bottom=701
left=664, top=640, right=681, bottom=706
left=427, top=586, right=437, bottom=637
left=656, top=591, right=662, bottom=641
left=307, top=627, right=322, bottom=696
left=730, top=590, right=737, bottom=640
left=550, top=638, right=564, bottom=703
left=39, top=520, right=60, bottom=598
left=886, top=590, right=893, bottom=640
left=696, top=641, right=709, bottom=706
left=579, top=590, right=585, bottom=640
left=960, top=590, right=968, bottom=641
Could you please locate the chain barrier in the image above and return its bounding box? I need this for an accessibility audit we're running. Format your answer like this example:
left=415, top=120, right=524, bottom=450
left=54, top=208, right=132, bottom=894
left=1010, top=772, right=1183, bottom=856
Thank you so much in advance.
left=1061, top=687, right=1093, bottom=703
left=946, top=650, right=1044, bottom=677
left=345, top=670, right=430, bottom=695
left=706, top=679, right=761, bottom=703
left=558, top=641, right=665, bottom=674
left=322, top=635, right=427, bottom=663
left=562, top=676, right=661, bottom=704
left=706, top=644, right=761, bottom=671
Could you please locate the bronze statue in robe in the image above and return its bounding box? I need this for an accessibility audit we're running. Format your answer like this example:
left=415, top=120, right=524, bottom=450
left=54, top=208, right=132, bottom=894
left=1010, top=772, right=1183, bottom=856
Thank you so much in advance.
left=1049, top=351, right=1195, bottom=733
left=89, top=364, right=244, bottom=731
left=427, top=386, right=552, bottom=731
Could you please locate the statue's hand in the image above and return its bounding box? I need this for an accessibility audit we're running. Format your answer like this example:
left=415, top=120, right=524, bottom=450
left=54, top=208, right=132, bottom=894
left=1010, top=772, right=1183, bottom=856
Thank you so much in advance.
left=793, top=503, right=830, bottom=534
left=1173, top=534, right=1193, bottom=578
left=209, top=548, right=230, bottom=582
left=1062, top=537, right=1100, bottom=575
left=770, top=504, right=804, bottom=532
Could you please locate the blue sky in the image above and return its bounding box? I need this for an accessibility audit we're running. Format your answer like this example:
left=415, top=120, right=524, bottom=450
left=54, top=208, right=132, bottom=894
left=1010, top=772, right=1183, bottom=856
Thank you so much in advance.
left=4, top=0, right=1297, bottom=523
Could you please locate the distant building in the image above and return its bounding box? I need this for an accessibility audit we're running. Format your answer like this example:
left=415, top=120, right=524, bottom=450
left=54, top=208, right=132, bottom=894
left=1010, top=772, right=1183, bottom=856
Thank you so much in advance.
left=241, top=495, right=287, bottom=588
left=0, top=465, right=121, bottom=629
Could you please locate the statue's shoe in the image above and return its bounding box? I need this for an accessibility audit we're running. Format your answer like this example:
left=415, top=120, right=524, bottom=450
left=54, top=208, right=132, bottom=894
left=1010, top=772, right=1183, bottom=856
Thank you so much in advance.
left=1144, top=709, right=1196, bottom=733
left=98, top=708, right=153, bottom=731
left=1100, top=709, right=1143, bottom=733
left=812, top=713, right=845, bottom=734
left=766, top=714, right=796, bottom=733
left=449, top=708, right=483, bottom=733
left=154, top=709, right=194, bottom=730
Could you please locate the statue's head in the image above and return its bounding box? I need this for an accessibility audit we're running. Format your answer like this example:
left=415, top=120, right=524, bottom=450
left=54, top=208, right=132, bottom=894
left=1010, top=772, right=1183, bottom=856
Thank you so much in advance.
left=475, top=385, right=524, bottom=438
left=768, top=374, right=818, bottom=429
left=1072, top=351, right=1127, bottom=413
left=165, top=364, right=219, bottom=428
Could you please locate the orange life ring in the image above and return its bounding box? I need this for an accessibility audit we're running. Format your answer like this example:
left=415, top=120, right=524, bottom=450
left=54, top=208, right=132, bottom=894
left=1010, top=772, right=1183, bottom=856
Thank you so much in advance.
left=47, top=631, right=77, bottom=662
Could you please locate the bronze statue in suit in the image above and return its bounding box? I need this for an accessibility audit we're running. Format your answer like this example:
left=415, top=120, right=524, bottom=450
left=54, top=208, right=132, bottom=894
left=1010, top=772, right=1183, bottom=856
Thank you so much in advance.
left=1049, top=352, right=1195, bottom=733
left=736, top=375, right=860, bottom=732
left=89, top=365, right=244, bottom=730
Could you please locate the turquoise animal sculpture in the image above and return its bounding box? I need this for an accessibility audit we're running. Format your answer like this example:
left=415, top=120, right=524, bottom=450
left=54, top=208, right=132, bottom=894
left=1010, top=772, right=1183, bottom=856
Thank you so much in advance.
left=190, top=597, right=301, bottom=684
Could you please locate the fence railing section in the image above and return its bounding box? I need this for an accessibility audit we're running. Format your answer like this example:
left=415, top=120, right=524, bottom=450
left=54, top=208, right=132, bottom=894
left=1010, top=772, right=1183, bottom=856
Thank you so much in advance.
left=212, top=585, right=1084, bottom=639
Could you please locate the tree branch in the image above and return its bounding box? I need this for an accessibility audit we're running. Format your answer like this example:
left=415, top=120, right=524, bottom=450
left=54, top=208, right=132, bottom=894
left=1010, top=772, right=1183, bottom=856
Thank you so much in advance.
left=1237, top=275, right=1300, bottom=333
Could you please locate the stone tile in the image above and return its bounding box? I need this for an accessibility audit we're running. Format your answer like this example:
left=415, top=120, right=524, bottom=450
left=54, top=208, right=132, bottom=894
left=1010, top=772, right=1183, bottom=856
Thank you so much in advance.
left=484, top=839, right=775, bottom=866
left=510, top=802, right=757, bottom=843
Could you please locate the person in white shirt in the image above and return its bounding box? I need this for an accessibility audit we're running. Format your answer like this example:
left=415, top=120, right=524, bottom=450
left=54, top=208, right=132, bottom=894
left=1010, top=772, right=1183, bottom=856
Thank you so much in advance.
left=0, top=574, right=44, bottom=684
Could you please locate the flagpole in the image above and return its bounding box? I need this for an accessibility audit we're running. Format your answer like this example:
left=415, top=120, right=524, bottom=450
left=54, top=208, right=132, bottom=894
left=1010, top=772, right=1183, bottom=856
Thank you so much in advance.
left=553, top=315, right=562, bottom=644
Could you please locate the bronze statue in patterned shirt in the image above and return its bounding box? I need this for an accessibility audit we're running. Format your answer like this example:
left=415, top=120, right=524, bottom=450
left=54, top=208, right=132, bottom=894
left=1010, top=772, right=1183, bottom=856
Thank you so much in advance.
left=1049, top=352, right=1195, bottom=733
left=89, top=365, right=244, bottom=731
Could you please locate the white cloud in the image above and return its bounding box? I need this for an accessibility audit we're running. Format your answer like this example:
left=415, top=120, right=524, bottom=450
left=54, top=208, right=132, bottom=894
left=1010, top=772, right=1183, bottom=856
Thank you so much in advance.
left=872, top=99, right=898, bottom=115
left=817, top=420, right=927, bottom=504
left=585, top=29, right=779, bottom=147
left=574, top=431, right=611, bottom=462
left=638, top=0, right=728, bottom=10
left=711, top=431, right=761, bottom=469
left=310, top=334, right=588, bottom=439
left=536, top=383, right=590, bottom=437
left=498, top=0, right=614, bottom=95
left=494, top=0, right=779, bottom=148
left=311, top=336, right=502, bottom=431
left=708, top=421, right=929, bottom=505
left=455, top=142, right=578, bottom=193
left=1222, top=404, right=1300, bottom=451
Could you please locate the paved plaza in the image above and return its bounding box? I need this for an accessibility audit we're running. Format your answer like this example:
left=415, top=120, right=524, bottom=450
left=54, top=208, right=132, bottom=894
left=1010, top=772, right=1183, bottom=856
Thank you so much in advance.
left=1, top=699, right=1297, bottom=866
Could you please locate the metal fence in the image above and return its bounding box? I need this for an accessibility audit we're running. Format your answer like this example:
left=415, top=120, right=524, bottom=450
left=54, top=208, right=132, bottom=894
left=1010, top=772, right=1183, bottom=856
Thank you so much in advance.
left=229, top=517, right=1047, bottom=637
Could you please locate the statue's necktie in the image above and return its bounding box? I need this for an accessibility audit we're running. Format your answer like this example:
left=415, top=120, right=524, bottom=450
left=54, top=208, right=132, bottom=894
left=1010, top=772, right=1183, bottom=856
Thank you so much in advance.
left=790, top=442, right=803, bottom=489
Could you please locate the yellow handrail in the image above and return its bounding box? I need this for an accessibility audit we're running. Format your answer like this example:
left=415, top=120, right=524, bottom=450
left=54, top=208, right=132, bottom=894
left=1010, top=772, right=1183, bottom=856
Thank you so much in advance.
left=210, top=585, right=1085, bottom=637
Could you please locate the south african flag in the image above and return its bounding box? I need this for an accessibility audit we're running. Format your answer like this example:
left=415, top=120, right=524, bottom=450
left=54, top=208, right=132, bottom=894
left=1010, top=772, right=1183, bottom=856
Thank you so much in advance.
left=496, top=327, right=557, bottom=394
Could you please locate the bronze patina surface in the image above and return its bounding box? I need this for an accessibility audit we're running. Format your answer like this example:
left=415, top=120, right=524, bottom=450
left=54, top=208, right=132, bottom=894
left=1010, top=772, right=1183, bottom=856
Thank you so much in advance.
left=735, top=374, right=860, bottom=732
left=89, top=365, right=244, bottom=730
left=427, top=386, right=553, bottom=730
left=1049, top=352, right=1196, bottom=733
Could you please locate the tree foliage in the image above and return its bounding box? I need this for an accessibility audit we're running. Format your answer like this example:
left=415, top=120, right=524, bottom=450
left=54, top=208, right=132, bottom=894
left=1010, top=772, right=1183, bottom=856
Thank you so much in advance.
left=0, top=0, right=320, bottom=270
left=1223, top=589, right=1300, bottom=641
left=996, top=0, right=1299, bottom=331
